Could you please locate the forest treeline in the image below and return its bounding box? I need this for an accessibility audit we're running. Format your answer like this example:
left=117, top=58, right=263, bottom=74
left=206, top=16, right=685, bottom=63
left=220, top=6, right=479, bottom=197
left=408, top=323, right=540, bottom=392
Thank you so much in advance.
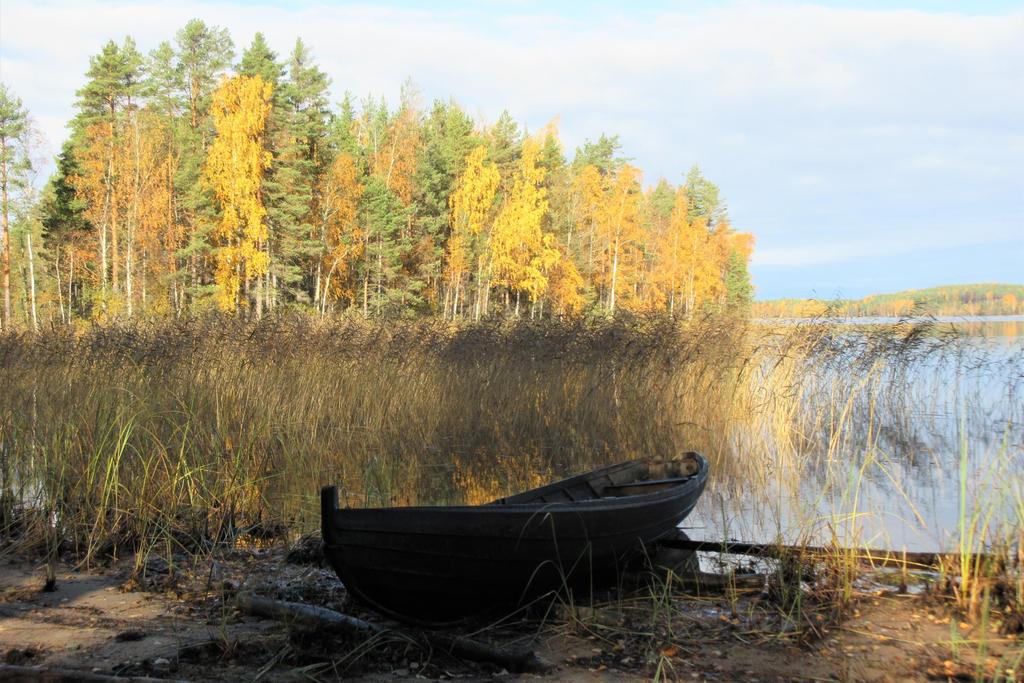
left=753, top=283, right=1024, bottom=318
left=0, top=20, right=753, bottom=329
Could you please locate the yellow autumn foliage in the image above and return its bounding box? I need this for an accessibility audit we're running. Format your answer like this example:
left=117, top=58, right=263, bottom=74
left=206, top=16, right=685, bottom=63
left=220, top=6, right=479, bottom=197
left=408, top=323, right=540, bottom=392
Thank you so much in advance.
left=203, top=75, right=273, bottom=312
left=596, top=164, right=644, bottom=312
left=489, top=139, right=556, bottom=305
left=320, top=152, right=365, bottom=305
left=449, top=145, right=499, bottom=239
left=446, top=145, right=499, bottom=315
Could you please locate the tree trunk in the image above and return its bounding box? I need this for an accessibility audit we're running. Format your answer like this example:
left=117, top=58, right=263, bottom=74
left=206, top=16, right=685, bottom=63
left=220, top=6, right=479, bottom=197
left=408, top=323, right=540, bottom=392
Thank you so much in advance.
left=609, top=233, right=619, bottom=313
left=474, top=257, right=485, bottom=322
left=26, top=231, right=37, bottom=330
left=265, top=241, right=273, bottom=313
left=1, top=148, right=10, bottom=329
left=362, top=274, right=368, bottom=316
left=69, top=249, right=75, bottom=320
left=314, top=262, right=321, bottom=312
left=256, top=277, right=263, bottom=319
left=483, top=276, right=491, bottom=318
left=109, top=158, right=119, bottom=297
left=321, top=259, right=340, bottom=316
left=375, top=238, right=383, bottom=316
left=125, top=236, right=133, bottom=317
left=128, top=114, right=142, bottom=318
left=55, top=248, right=66, bottom=324
left=189, top=249, right=196, bottom=311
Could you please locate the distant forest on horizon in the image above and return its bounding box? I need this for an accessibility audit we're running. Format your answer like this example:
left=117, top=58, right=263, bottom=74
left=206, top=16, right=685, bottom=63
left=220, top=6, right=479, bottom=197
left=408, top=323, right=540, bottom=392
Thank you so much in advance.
left=0, top=20, right=754, bottom=331
left=753, top=283, right=1024, bottom=318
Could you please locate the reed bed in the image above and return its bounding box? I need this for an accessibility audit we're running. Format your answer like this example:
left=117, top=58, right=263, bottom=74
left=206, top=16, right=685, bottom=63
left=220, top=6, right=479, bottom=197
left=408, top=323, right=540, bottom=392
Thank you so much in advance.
left=0, top=312, right=1020, bottom=638
left=0, top=314, right=759, bottom=558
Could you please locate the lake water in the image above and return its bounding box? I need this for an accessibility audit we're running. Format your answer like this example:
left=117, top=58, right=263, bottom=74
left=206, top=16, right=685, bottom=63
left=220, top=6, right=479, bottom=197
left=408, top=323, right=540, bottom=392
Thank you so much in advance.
left=690, top=317, right=1024, bottom=553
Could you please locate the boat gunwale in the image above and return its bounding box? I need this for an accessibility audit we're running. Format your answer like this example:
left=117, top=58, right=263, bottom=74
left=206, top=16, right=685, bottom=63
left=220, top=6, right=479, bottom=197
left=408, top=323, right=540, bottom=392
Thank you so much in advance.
left=323, top=454, right=708, bottom=518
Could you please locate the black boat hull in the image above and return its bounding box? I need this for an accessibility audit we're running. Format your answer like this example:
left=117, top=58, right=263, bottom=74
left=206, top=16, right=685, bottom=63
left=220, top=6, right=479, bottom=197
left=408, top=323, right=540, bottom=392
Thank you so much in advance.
left=321, top=454, right=708, bottom=623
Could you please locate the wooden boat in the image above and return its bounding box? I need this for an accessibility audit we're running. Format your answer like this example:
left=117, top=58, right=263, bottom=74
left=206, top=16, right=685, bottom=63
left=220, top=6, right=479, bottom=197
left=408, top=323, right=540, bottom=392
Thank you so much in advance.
left=321, top=452, right=708, bottom=623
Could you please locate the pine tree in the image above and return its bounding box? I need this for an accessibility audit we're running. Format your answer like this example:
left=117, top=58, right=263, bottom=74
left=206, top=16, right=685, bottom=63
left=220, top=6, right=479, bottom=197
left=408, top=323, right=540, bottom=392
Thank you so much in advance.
left=173, top=20, right=235, bottom=309
left=142, top=41, right=192, bottom=311
left=415, top=100, right=480, bottom=314
left=357, top=84, right=424, bottom=312
left=69, top=37, right=145, bottom=311
left=284, top=40, right=331, bottom=165
left=360, top=177, right=407, bottom=315
left=176, top=20, right=235, bottom=130
left=723, top=248, right=754, bottom=313
left=572, top=134, right=628, bottom=175
left=0, top=84, right=31, bottom=329
left=74, top=38, right=144, bottom=126
left=277, top=38, right=332, bottom=306
left=144, top=42, right=182, bottom=120
left=330, top=93, right=360, bottom=158
left=570, top=164, right=604, bottom=287
left=647, top=179, right=676, bottom=223
left=238, top=34, right=290, bottom=308
left=40, top=143, right=93, bottom=320
left=538, top=124, right=566, bottom=180
left=684, top=165, right=726, bottom=226
left=238, top=33, right=284, bottom=85
left=488, top=110, right=522, bottom=197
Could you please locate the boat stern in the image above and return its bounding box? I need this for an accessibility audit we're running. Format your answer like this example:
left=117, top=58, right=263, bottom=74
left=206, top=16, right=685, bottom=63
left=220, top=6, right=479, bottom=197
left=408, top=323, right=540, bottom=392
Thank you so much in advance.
left=321, top=485, right=339, bottom=545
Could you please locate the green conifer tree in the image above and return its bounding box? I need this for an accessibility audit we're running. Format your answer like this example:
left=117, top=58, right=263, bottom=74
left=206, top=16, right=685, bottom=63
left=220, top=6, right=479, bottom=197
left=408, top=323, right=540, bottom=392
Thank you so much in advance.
left=684, top=165, right=726, bottom=227
left=360, top=177, right=408, bottom=315
left=488, top=110, right=522, bottom=196
left=412, top=100, right=480, bottom=312
left=572, top=134, right=628, bottom=175
left=279, top=38, right=332, bottom=305
left=723, top=249, right=754, bottom=313
left=0, top=84, right=31, bottom=328
left=40, top=143, right=93, bottom=319
left=173, top=20, right=234, bottom=308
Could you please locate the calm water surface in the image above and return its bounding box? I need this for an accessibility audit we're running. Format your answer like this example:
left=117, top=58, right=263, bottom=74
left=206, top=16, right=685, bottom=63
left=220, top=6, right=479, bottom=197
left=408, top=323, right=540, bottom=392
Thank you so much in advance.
left=690, top=318, right=1023, bottom=552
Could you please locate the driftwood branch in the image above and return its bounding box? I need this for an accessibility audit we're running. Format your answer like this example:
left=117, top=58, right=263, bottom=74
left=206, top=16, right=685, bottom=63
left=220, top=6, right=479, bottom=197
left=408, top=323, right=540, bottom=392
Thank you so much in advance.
left=0, top=665, right=188, bottom=683
left=660, top=537, right=990, bottom=569
left=235, top=592, right=378, bottom=636
left=670, top=571, right=766, bottom=592
left=234, top=593, right=549, bottom=674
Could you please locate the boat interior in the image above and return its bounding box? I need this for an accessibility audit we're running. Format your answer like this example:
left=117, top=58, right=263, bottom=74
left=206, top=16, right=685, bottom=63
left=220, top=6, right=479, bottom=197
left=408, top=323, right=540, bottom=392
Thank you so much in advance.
left=491, top=452, right=703, bottom=506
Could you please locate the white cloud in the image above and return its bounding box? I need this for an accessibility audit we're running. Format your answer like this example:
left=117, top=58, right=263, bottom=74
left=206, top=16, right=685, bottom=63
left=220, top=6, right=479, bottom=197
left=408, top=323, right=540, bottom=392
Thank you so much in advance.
left=754, top=220, right=1023, bottom=268
left=4, top=2, right=1021, bottom=153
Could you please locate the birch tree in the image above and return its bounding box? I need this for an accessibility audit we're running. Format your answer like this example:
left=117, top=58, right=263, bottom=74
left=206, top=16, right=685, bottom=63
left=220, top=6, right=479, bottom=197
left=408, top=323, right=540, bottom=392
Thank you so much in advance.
left=203, top=75, right=273, bottom=313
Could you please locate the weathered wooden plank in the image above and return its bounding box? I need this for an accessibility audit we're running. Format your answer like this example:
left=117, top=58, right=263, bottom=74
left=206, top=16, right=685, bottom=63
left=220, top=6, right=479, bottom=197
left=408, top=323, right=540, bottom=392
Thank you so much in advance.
left=659, top=538, right=992, bottom=569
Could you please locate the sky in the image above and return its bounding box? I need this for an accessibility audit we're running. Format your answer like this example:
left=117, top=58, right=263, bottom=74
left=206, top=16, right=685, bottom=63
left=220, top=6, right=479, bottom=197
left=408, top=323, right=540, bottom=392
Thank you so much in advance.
left=1, top=0, right=1021, bottom=300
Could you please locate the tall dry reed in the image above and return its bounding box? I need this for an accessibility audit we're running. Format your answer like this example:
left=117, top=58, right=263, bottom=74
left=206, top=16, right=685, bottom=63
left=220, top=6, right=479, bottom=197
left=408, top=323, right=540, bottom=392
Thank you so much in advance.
left=0, top=312, right=1018, bottom=635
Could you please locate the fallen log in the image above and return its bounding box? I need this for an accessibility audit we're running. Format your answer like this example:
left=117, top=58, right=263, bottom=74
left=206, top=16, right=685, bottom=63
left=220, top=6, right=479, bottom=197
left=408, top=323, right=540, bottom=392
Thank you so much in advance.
left=671, top=571, right=765, bottom=593
left=0, top=665, right=188, bottom=683
left=659, top=538, right=991, bottom=570
left=235, top=593, right=377, bottom=637
left=234, top=593, right=549, bottom=674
